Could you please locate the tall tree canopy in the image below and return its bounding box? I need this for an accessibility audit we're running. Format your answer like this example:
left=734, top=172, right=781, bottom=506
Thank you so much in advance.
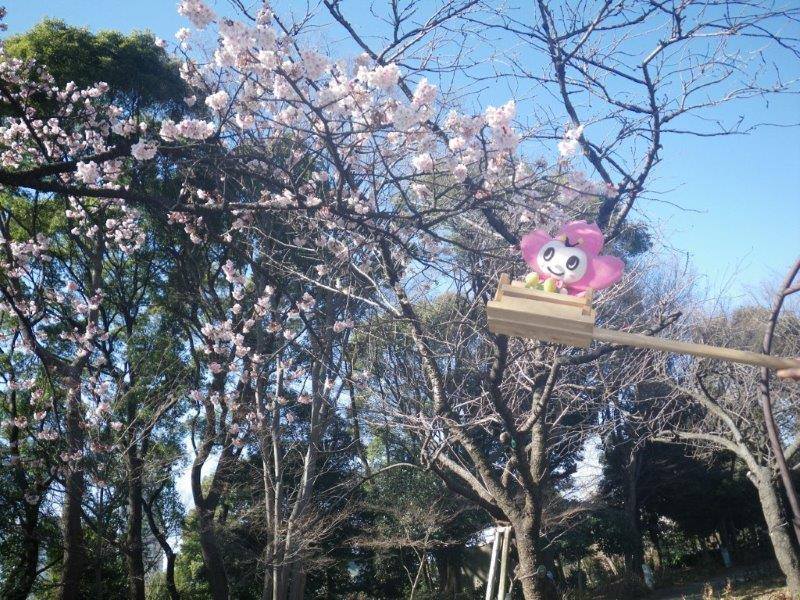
left=4, top=19, right=187, bottom=111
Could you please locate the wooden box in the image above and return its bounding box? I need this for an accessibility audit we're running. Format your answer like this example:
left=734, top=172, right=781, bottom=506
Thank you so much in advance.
left=486, top=274, right=596, bottom=347
left=486, top=275, right=799, bottom=370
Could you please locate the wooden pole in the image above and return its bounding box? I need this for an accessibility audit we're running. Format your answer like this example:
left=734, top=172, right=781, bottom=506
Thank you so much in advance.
left=488, top=276, right=798, bottom=370
left=485, top=527, right=501, bottom=600
left=592, top=327, right=798, bottom=370
left=497, top=526, right=511, bottom=600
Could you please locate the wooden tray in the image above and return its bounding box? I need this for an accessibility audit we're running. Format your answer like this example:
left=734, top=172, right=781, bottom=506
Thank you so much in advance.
left=486, top=274, right=799, bottom=370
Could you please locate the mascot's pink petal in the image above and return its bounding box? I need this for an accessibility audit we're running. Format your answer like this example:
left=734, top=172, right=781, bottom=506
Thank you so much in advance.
left=520, top=230, right=551, bottom=269
left=570, top=255, right=624, bottom=293
left=560, top=220, right=604, bottom=255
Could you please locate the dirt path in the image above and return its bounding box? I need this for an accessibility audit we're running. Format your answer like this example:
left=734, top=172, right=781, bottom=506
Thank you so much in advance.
left=650, top=575, right=729, bottom=600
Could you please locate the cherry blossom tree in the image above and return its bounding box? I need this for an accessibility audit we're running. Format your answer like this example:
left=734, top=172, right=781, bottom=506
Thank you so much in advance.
left=0, top=15, right=180, bottom=597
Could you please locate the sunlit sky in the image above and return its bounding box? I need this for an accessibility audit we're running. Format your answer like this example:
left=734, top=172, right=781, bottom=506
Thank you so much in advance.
left=5, top=0, right=800, bottom=305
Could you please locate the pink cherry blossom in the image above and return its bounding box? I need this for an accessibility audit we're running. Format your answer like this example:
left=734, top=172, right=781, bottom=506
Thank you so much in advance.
left=177, top=0, right=215, bottom=29
left=411, top=153, right=434, bottom=173
left=300, top=50, right=330, bottom=80
left=358, top=63, right=401, bottom=90
left=412, top=78, right=437, bottom=107
left=205, top=90, right=230, bottom=112
left=558, top=124, right=584, bottom=158
left=130, top=140, right=157, bottom=161
left=75, top=161, right=100, bottom=184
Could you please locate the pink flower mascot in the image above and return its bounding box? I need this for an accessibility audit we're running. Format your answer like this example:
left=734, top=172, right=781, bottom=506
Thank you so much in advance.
left=520, top=220, right=624, bottom=295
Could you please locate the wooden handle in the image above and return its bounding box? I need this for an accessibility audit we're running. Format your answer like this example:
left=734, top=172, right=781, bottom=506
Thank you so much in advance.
left=593, top=327, right=800, bottom=370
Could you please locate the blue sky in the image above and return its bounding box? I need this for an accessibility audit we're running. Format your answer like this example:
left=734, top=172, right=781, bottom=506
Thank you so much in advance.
left=4, top=0, right=799, bottom=305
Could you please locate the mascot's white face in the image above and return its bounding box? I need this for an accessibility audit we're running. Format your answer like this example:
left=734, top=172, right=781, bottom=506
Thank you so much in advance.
left=536, top=240, right=589, bottom=284
left=521, top=221, right=625, bottom=294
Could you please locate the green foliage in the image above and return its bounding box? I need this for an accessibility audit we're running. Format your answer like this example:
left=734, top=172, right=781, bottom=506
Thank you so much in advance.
left=145, top=572, right=173, bottom=600
left=349, top=467, right=489, bottom=598
left=32, top=519, right=129, bottom=600
left=642, top=452, right=762, bottom=539
left=0, top=504, right=60, bottom=598
left=551, top=508, right=642, bottom=563
left=5, top=19, right=187, bottom=112
left=587, top=509, right=643, bottom=559
left=173, top=512, right=213, bottom=599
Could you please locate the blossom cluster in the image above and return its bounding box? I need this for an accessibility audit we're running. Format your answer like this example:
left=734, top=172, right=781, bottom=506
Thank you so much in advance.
left=0, top=0, right=614, bottom=481
left=160, top=117, right=216, bottom=140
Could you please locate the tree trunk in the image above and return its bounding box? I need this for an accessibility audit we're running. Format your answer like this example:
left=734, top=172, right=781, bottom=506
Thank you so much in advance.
left=513, top=391, right=554, bottom=600
left=164, top=551, right=179, bottom=600
left=190, top=382, right=234, bottom=600
left=647, top=522, right=662, bottom=571
left=624, top=506, right=644, bottom=579
left=142, top=497, right=180, bottom=600
left=260, top=529, right=274, bottom=600
left=756, top=477, right=800, bottom=596
left=197, top=505, right=229, bottom=600
left=126, top=447, right=146, bottom=600
left=3, top=406, right=42, bottom=600
left=554, top=555, right=566, bottom=584
left=260, top=533, right=274, bottom=600
left=288, top=569, right=307, bottom=600
left=95, top=489, right=105, bottom=599
left=433, top=548, right=458, bottom=598
left=515, top=523, right=545, bottom=600
left=279, top=362, right=325, bottom=600
left=60, top=382, right=86, bottom=600
left=624, top=448, right=644, bottom=579
left=272, top=561, right=285, bottom=600
left=2, top=500, right=41, bottom=600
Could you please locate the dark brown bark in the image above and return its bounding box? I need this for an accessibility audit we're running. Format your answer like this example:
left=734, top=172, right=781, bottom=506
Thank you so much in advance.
left=61, top=221, right=106, bottom=600
left=192, top=434, right=239, bottom=600
left=288, top=570, right=307, bottom=600
left=164, top=552, right=179, bottom=600
left=60, top=469, right=85, bottom=599
left=515, top=411, right=548, bottom=600
left=143, top=496, right=180, bottom=600
left=755, top=475, right=800, bottom=596
left=759, top=257, right=800, bottom=544
left=623, top=449, right=644, bottom=579
left=59, top=379, right=86, bottom=600
left=196, top=505, right=229, bottom=600
left=1, top=500, right=41, bottom=600
left=2, top=389, right=43, bottom=600
left=125, top=446, right=146, bottom=600
left=190, top=374, right=235, bottom=600
left=433, top=548, right=459, bottom=598
left=514, top=521, right=545, bottom=600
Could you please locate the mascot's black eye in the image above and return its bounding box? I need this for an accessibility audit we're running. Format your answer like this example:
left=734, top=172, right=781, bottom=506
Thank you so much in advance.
left=566, top=255, right=580, bottom=270
left=543, top=247, right=555, bottom=261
